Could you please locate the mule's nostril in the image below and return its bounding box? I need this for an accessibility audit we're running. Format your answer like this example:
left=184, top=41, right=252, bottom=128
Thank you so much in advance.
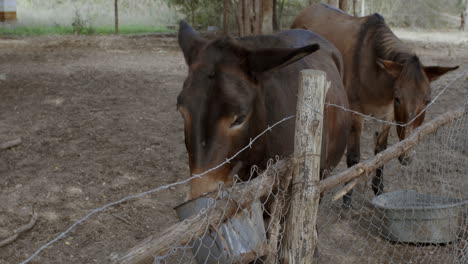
left=201, top=141, right=206, bottom=148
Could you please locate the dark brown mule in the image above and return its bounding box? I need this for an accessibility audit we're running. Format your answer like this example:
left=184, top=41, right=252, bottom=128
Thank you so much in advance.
left=177, top=21, right=350, bottom=199
left=292, top=4, right=459, bottom=207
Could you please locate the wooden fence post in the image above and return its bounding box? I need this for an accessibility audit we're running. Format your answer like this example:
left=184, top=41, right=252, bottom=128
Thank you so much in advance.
left=280, top=70, right=328, bottom=263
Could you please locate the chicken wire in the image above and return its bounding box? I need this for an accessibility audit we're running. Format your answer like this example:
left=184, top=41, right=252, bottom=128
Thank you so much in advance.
left=150, top=158, right=292, bottom=264
left=150, top=99, right=466, bottom=264
left=317, top=98, right=467, bottom=264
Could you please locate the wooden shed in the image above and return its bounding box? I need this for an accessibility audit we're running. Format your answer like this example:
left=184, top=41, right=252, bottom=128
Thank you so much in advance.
left=0, top=0, right=16, bottom=22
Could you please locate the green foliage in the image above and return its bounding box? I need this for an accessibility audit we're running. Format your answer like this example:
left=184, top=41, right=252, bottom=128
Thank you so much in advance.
left=0, top=25, right=174, bottom=36
left=167, top=0, right=223, bottom=28
left=71, top=11, right=89, bottom=35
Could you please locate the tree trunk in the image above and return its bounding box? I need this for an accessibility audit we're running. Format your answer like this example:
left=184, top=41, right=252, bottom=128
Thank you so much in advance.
left=464, top=0, right=468, bottom=31
left=278, top=0, right=285, bottom=30
left=353, top=0, right=357, bottom=16
left=224, top=0, right=229, bottom=35
left=273, top=0, right=279, bottom=31
left=339, top=0, right=349, bottom=13
left=361, top=0, right=365, bottom=16
left=262, top=0, right=274, bottom=34
left=190, top=0, right=195, bottom=26
left=114, top=0, right=119, bottom=34
left=236, top=0, right=264, bottom=37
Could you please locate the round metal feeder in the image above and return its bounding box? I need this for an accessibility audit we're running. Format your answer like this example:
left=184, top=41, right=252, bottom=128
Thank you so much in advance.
left=371, top=190, right=468, bottom=243
left=174, top=193, right=267, bottom=264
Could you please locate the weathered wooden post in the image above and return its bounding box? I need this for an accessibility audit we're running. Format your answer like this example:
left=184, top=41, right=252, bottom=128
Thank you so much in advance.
left=280, top=70, right=328, bottom=263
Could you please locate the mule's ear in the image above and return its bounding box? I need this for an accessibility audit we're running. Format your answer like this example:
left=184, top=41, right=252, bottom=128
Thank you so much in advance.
left=178, top=20, right=206, bottom=65
left=247, top=44, right=320, bottom=73
left=377, top=58, right=403, bottom=78
left=423, top=65, right=459, bottom=82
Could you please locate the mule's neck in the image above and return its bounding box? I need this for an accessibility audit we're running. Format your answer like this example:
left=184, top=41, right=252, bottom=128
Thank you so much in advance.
left=369, top=15, right=414, bottom=65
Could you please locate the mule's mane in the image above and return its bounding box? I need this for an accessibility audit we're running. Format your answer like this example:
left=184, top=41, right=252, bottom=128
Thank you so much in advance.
left=356, top=14, right=425, bottom=81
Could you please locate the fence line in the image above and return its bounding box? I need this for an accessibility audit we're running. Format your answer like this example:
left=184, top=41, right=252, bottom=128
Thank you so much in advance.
left=117, top=105, right=466, bottom=264
left=20, top=115, right=296, bottom=264
left=19, top=70, right=465, bottom=264
left=116, top=159, right=289, bottom=264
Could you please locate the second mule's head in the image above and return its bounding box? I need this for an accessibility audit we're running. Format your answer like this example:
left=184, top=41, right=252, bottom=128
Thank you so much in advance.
left=377, top=56, right=458, bottom=165
left=177, top=21, right=320, bottom=199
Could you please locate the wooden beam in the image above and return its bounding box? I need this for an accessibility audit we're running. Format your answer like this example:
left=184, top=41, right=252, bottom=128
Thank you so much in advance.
left=281, top=70, right=328, bottom=263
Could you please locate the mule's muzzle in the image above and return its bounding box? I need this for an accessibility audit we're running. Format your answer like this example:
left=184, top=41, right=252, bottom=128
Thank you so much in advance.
left=398, top=150, right=416, bottom=165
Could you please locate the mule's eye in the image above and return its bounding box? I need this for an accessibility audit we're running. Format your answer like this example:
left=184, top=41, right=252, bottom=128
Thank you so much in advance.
left=424, top=99, right=431, bottom=106
left=394, top=97, right=401, bottom=105
left=231, top=115, right=246, bottom=127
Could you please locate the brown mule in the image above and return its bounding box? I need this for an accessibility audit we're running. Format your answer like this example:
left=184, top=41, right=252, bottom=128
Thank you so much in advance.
left=177, top=21, right=351, bottom=200
left=292, top=4, right=459, bottom=207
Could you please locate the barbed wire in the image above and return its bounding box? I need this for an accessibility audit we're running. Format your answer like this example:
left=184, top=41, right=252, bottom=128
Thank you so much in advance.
left=20, top=70, right=465, bottom=264
left=20, top=115, right=296, bottom=264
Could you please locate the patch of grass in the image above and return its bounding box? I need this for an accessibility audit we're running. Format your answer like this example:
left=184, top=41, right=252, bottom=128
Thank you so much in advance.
left=0, top=24, right=174, bottom=36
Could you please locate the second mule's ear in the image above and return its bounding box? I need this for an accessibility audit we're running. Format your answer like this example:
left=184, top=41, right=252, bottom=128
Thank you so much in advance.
left=178, top=21, right=206, bottom=65
left=423, top=65, right=459, bottom=82
left=377, top=58, right=403, bottom=78
left=247, top=44, right=320, bottom=73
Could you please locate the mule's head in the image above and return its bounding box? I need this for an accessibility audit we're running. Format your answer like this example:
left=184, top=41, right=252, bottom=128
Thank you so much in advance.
left=377, top=56, right=458, bottom=165
left=177, top=21, right=319, bottom=199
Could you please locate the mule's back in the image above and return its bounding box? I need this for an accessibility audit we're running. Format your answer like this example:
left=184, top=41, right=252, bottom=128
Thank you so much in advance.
left=291, top=4, right=364, bottom=57
left=238, top=29, right=350, bottom=173
left=292, top=5, right=366, bottom=87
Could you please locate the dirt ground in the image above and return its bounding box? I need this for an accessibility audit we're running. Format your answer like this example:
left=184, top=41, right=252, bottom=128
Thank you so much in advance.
left=0, top=32, right=466, bottom=264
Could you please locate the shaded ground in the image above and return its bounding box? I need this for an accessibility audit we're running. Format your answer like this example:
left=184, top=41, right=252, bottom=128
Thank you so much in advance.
left=0, top=32, right=466, bottom=263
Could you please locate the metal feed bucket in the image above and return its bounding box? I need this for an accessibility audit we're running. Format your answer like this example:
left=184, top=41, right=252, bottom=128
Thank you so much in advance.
left=174, top=193, right=267, bottom=264
left=371, top=190, right=468, bottom=243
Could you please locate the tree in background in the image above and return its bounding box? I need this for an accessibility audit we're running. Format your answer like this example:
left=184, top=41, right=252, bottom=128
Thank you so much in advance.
left=353, top=0, right=357, bottom=16
left=461, top=0, right=468, bottom=31
left=338, top=0, right=348, bottom=12
left=168, top=0, right=198, bottom=26
left=224, top=0, right=229, bottom=35
left=170, top=0, right=465, bottom=33
left=235, top=0, right=274, bottom=36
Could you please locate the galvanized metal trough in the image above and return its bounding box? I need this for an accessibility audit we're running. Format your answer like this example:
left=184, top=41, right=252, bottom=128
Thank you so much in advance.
left=371, top=190, right=468, bottom=243
left=175, top=193, right=267, bottom=264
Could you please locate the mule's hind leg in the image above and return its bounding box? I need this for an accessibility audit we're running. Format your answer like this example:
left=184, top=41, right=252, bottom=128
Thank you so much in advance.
left=343, top=115, right=363, bottom=208
left=373, top=124, right=390, bottom=196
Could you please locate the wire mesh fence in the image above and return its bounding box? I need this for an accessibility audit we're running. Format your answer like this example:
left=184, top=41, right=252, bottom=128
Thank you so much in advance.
left=120, top=100, right=467, bottom=264
left=132, top=158, right=292, bottom=264
left=317, top=97, right=467, bottom=264
left=18, top=71, right=467, bottom=264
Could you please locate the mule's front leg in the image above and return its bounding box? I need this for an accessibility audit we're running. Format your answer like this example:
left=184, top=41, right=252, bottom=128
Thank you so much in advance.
left=343, top=115, right=363, bottom=208
left=373, top=124, right=390, bottom=196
